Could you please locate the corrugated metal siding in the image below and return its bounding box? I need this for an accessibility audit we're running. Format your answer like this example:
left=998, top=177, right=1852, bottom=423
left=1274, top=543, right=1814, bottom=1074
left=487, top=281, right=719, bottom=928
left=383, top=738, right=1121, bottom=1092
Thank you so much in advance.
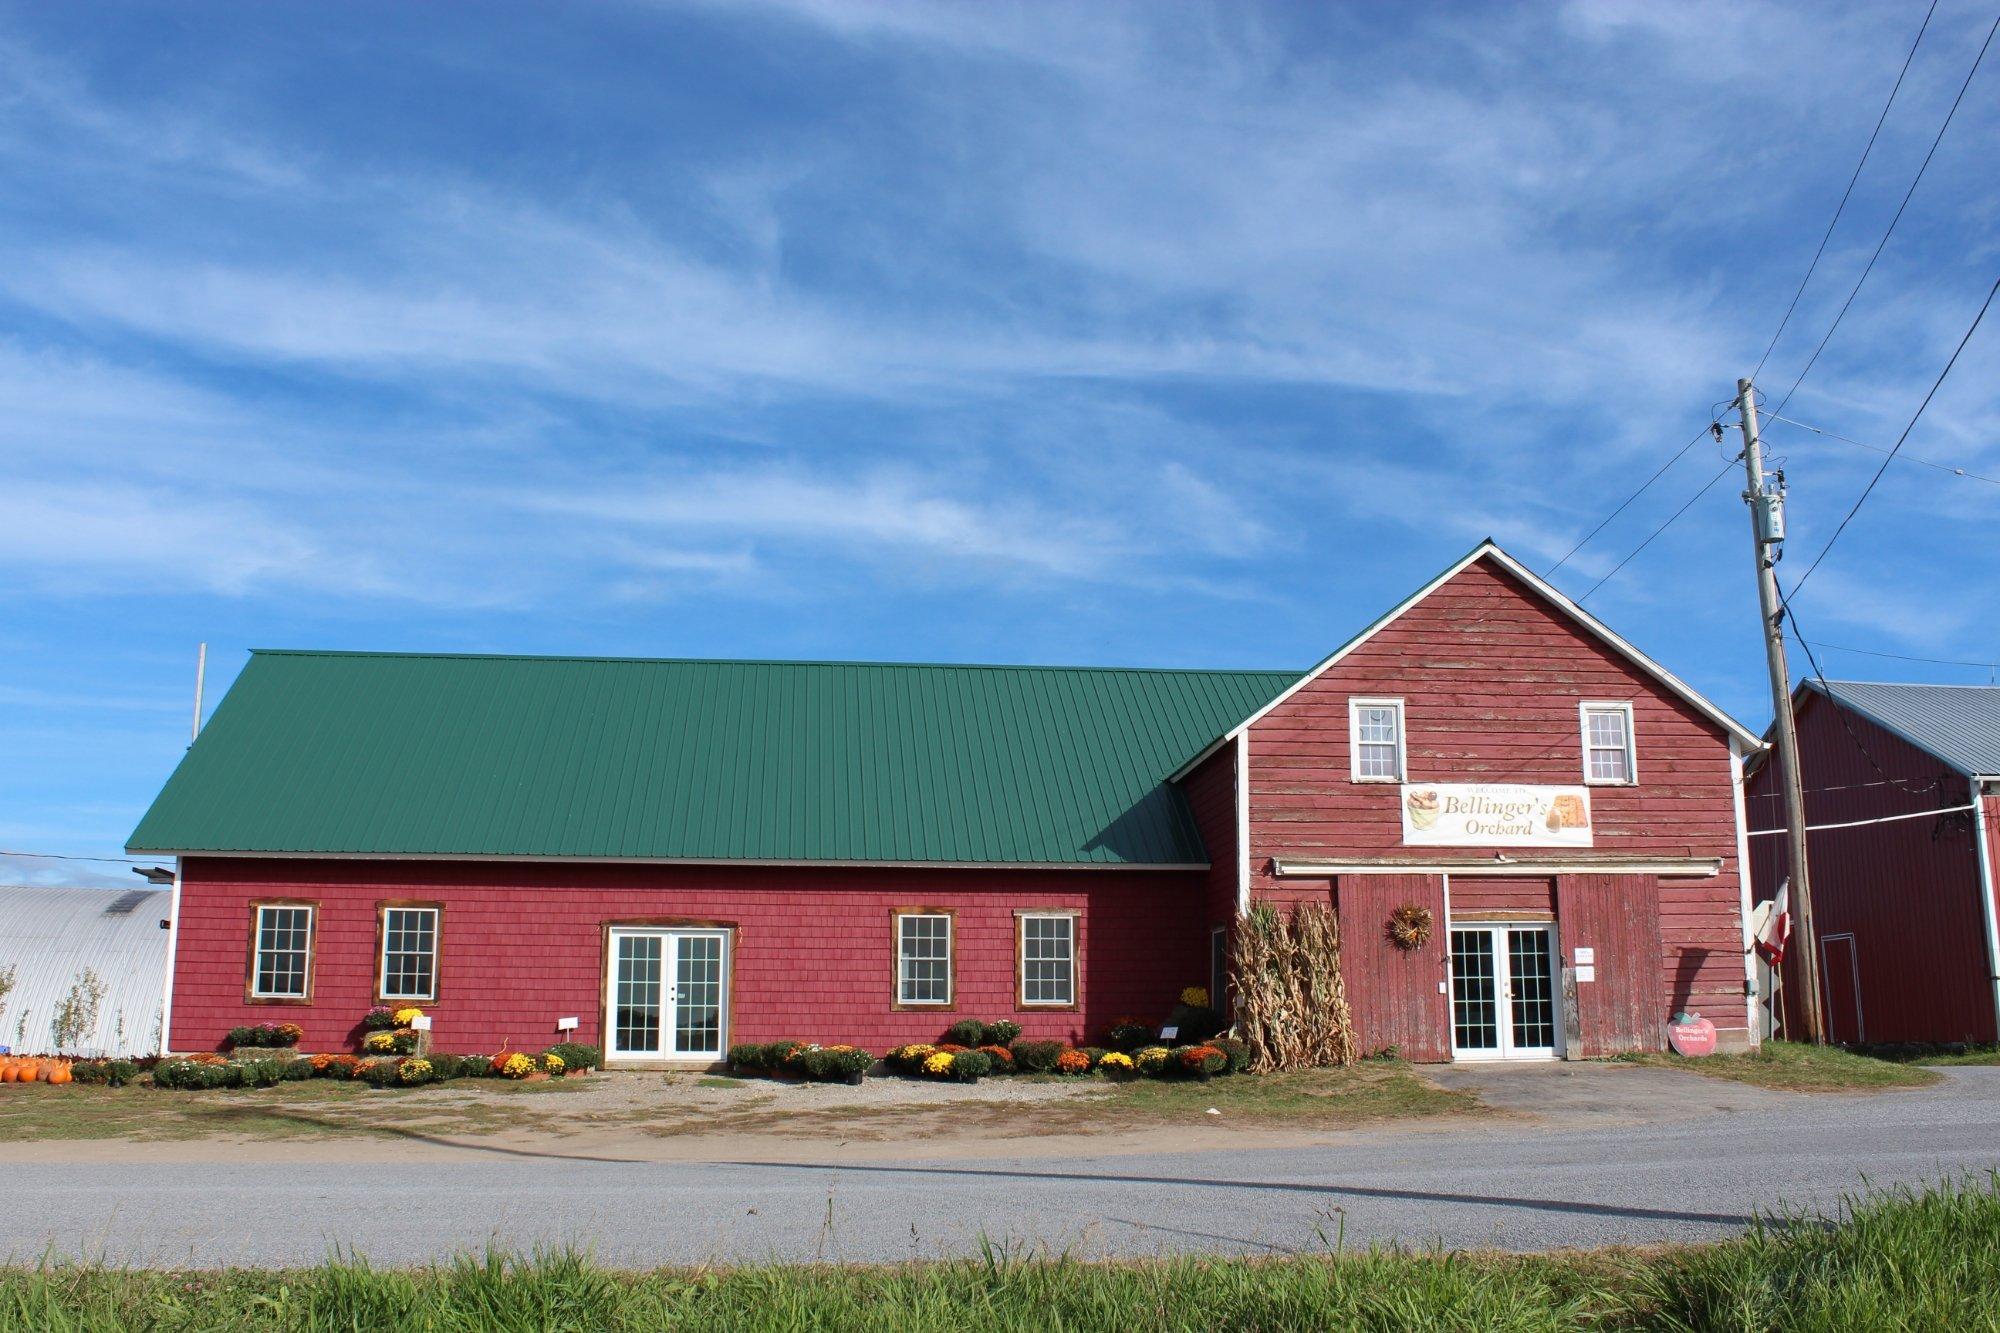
left=130, top=654, right=1297, bottom=866
left=1815, top=681, right=2000, bottom=777
left=0, top=886, right=169, bottom=1057
left=1335, top=874, right=1452, bottom=1061
left=1556, top=873, right=1665, bottom=1056
left=1746, top=692, right=1993, bottom=1044
left=171, top=858, right=1206, bottom=1054
left=1246, top=556, right=1750, bottom=1039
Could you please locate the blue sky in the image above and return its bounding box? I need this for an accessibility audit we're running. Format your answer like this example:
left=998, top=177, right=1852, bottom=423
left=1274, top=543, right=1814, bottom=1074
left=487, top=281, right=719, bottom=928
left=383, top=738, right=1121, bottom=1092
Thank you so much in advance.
left=3, top=1, right=1997, bottom=886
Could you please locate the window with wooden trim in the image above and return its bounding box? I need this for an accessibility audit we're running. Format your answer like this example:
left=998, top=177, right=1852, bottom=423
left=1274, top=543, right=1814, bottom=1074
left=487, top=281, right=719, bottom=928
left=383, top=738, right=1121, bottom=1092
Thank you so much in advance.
left=1018, top=913, right=1076, bottom=1007
left=378, top=905, right=440, bottom=1001
left=250, top=904, right=314, bottom=999
left=896, top=913, right=953, bottom=1006
left=1581, top=702, right=1637, bottom=785
left=1349, top=697, right=1406, bottom=781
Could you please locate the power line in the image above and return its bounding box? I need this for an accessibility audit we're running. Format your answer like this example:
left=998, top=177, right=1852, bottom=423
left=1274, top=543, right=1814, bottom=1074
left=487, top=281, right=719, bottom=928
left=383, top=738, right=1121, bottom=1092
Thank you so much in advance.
left=1784, top=271, right=2000, bottom=601
left=1804, top=639, right=2000, bottom=670
left=1779, top=580, right=1943, bottom=797
left=1764, top=412, right=2000, bottom=486
left=1575, top=458, right=1739, bottom=603
left=0, top=849, right=153, bottom=865
left=1545, top=424, right=1713, bottom=577
left=1750, top=0, right=1939, bottom=384
left=1769, top=9, right=2000, bottom=420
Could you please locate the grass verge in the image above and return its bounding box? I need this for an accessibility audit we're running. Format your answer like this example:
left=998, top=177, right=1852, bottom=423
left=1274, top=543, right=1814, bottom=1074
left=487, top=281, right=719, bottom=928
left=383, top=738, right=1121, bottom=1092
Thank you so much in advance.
left=1613, top=1040, right=1940, bottom=1092
left=0, top=1177, right=1993, bottom=1330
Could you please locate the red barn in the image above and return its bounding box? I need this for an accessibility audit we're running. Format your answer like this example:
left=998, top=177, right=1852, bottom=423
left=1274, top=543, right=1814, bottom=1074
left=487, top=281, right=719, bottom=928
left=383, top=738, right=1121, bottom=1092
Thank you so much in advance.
left=129, top=540, right=1764, bottom=1065
left=1745, top=681, right=2000, bottom=1046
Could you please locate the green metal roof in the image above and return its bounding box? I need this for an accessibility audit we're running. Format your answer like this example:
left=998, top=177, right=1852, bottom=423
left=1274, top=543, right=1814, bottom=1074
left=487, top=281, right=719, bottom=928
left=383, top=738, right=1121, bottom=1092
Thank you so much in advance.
left=128, top=651, right=1298, bottom=866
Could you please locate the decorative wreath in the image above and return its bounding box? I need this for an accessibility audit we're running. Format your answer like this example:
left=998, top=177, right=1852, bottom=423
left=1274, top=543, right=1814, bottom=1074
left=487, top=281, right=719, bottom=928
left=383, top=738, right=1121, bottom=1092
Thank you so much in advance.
left=1386, top=903, right=1435, bottom=952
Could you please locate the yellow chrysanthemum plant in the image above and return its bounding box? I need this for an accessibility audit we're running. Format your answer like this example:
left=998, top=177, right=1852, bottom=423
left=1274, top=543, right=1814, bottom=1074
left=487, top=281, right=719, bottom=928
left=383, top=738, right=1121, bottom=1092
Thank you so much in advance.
left=1179, top=986, right=1210, bottom=1009
left=393, top=1007, right=425, bottom=1027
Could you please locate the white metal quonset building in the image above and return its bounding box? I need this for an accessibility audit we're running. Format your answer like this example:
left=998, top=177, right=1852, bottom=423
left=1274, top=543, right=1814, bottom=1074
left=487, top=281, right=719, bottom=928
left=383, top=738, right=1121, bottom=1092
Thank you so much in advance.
left=0, top=885, right=170, bottom=1057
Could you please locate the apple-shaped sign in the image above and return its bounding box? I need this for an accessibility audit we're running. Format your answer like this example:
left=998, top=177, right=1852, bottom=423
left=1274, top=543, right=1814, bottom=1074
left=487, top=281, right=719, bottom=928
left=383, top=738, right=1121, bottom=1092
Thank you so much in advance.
left=1668, top=1012, right=1717, bottom=1057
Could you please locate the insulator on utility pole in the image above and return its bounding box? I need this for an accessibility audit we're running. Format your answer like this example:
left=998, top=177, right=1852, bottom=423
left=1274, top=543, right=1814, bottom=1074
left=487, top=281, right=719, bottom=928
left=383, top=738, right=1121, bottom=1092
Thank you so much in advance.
left=1737, top=378, right=1824, bottom=1044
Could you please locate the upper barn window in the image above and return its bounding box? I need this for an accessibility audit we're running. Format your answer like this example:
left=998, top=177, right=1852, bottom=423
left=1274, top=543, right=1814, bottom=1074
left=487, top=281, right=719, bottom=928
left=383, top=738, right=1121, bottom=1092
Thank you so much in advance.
left=1349, top=698, right=1406, bottom=782
left=1581, top=702, right=1637, bottom=785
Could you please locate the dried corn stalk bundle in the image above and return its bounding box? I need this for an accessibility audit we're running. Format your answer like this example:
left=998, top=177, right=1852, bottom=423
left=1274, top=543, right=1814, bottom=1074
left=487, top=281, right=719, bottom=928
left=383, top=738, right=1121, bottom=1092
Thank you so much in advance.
left=1229, top=901, right=1356, bottom=1072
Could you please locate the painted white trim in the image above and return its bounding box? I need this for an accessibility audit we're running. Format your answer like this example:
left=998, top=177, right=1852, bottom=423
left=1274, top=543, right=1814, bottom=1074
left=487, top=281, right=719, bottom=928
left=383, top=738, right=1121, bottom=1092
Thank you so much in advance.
left=1016, top=911, right=1077, bottom=1008
left=376, top=904, right=441, bottom=1003
left=1971, top=786, right=2000, bottom=1041
left=1819, top=932, right=1864, bottom=1043
left=603, top=926, right=732, bottom=1064
left=1274, top=856, right=1721, bottom=878
left=137, top=850, right=1205, bottom=871
left=1349, top=696, right=1408, bottom=782
left=247, top=902, right=315, bottom=1000
left=1234, top=731, right=1251, bottom=915
left=1169, top=542, right=1762, bottom=781
left=159, top=858, right=182, bottom=1056
left=895, top=911, right=954, bottom=1007
left=1729, top=737, right=1760, bottom=1047
left=1579, top=700, right=1638, bottom=786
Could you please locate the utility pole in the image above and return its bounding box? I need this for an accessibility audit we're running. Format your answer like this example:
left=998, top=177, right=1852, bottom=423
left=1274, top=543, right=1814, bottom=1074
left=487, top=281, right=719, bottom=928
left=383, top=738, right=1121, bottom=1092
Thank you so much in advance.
left=1737, top=378, right=1823, bottom=1044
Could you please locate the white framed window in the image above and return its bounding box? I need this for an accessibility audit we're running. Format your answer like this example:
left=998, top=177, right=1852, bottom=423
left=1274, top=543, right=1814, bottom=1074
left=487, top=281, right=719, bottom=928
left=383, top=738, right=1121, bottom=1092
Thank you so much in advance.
left=250, top=903, right=314, bottom=999
left=896, top=912, right=953, bottom=1006
left=1018, top=912, right=1077, bottom=1007
left=1349, top=697, right=1407, bottom=781
left=1580, top=701, right=1637, bottom=785
left=378, top=905, right=441, bottom=1001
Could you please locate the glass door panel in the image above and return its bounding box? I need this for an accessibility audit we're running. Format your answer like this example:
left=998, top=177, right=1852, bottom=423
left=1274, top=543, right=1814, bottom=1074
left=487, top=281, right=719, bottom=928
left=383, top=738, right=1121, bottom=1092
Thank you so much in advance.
left=671, top=932, right=726, bottom=1059
left=611, top=931, right=664, bottom=1058
left=1450, top=928, right=1501, bottom=1055
left=1506, top=927, right=1557, bottom=1055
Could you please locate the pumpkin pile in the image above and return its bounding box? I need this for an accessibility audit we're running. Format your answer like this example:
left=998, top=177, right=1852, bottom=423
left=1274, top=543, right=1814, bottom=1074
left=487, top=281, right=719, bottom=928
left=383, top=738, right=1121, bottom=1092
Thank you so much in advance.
left=0, top=1056, right=75, bottom=1085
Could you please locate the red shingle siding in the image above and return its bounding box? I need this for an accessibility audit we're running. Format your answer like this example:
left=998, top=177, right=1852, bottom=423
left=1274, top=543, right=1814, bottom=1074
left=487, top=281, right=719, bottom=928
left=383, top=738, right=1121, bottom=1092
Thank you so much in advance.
left=170, top=859, right=1206, bottom=1055
left=1246, top=556, right=1748, bottom=1045
left=1746, top=694, right=1993, bottom=1044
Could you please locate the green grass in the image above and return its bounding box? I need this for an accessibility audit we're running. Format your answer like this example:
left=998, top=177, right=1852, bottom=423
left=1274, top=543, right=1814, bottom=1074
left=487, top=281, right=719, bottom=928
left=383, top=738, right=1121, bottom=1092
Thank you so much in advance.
left=1, top=1178, right=1994, bottom=1330
left=1613, top=1040, right=1940, bottom=1092
left=1091, top=1059, right=1473, bottom=1127
left=1914, top=1046, right=2000, bottom=1066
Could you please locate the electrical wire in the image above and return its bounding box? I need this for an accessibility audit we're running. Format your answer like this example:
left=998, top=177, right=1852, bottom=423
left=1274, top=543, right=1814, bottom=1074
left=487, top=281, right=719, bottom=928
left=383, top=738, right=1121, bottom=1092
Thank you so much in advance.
left=1750, top=0, right=1939, bottom=384
left=1783, top=272, right=2000, bottom=601
left=1763, top=412, right=2000, bottom=486
left=1574, top=459, right=1739, bottom=603
left=0, top=849, right=155, bottom=865
left=1778, top=578, right=1944, bottom=797
left=1768, top=9, right=2000, bottom=421
left=1545, top=425, right=1715, bottom=577
left=1801, top=639, right=2000, bottom=670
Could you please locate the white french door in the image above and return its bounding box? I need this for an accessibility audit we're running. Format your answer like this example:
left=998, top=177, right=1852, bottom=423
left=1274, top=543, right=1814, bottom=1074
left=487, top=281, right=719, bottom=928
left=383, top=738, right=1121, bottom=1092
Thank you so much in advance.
left=605, top=927, right=730, bottom=1062
left=1450, top=924, right=1560, bottom=1061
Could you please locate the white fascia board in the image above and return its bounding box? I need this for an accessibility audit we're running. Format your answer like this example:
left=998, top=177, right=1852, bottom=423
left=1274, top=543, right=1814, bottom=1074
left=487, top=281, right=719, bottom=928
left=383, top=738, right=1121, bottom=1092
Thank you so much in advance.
left=1730, top=735, right=1761, bottom=1046
left=1272, top=856, right=1722, bottom=878
left=1170, top=540, right=1763, bottom=784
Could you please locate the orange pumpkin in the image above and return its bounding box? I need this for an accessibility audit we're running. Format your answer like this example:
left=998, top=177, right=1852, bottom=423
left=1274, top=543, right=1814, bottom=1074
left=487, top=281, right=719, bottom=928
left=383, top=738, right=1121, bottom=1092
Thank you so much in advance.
left=47, top=1063, right=72, bottom=1086
left=0, top=1061, right=15, bottom=1083
left=15, top=1060, right=38, bottom=1083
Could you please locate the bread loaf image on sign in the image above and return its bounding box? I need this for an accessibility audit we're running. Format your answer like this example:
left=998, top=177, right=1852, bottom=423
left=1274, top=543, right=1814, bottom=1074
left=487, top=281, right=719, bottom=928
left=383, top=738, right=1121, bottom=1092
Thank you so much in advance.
left=1405, top=789, right=1441, bottom=830
left=1545, top=794, right=1589, bottom=831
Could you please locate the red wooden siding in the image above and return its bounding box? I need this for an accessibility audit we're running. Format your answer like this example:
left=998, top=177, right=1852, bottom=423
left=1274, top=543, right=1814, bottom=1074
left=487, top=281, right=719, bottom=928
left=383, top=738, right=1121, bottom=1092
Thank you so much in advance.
left=1556, top=873, right=1666, bottom=1056
left=1181, top=741, right=1239, bottom=930
left=1336, top=874, right=1452, bottom=1061
left=169, top=858, right=1208, bottom=1056
left=1746, top=694, right=1994, bottom=1044
left=1452, top=875, right=1555, bottom=918
left=1246, top=556, right=1749, bottom=1044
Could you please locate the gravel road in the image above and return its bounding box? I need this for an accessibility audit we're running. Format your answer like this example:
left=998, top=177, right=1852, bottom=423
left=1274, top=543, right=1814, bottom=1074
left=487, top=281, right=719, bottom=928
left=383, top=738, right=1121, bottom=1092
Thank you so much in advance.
left=11, top=1066, right=1998, bottom=1267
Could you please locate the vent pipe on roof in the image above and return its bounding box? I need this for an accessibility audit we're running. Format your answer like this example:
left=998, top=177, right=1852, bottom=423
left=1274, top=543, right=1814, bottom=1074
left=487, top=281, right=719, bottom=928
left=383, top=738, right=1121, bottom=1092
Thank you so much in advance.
left=191, top=642, right=206, bottom=745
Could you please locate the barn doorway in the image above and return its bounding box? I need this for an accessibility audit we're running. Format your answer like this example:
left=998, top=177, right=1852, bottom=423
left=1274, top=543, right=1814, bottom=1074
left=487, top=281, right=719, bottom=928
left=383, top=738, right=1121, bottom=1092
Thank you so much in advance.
left=1820, top=933, right=1864, bottom=1044
left=1450, top=924, right=1561, bottom=1060
left=604, top=926, right=732, bottom=1064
